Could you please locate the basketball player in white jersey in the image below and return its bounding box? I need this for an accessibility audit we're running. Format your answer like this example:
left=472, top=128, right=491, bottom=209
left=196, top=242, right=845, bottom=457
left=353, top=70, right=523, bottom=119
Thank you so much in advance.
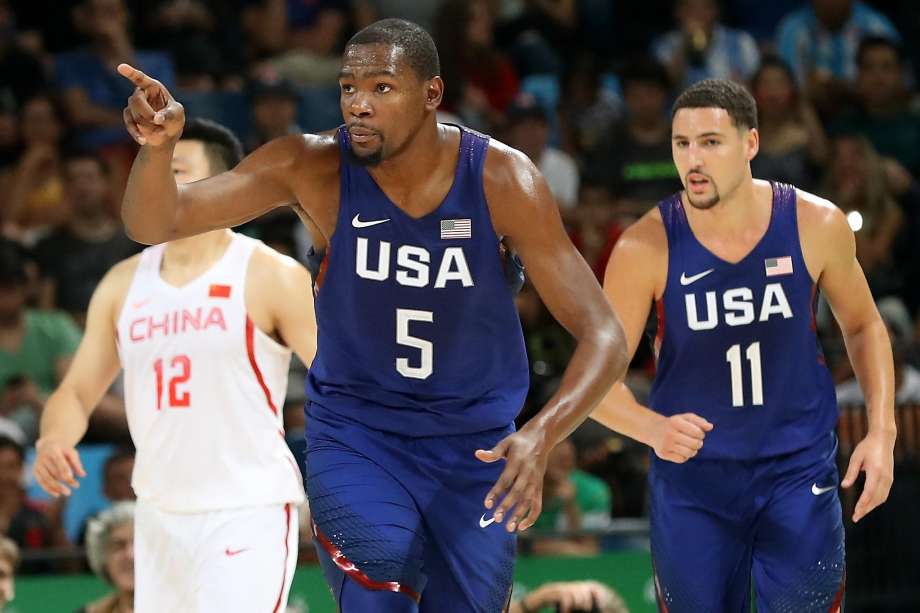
left=32, top=119, right=317, bottom=613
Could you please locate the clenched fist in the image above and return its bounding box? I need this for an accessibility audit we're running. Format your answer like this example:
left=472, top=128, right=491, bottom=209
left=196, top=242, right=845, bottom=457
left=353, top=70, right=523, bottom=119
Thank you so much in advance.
left=650, top=412, right=713, bottom=463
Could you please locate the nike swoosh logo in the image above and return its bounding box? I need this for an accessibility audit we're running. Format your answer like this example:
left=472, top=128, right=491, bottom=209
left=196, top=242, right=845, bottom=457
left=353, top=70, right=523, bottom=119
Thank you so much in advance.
left=131, top=297, right=151, bottom=309
left=225, top=547, right=248, bottom=557
left=811, top=483, right=835, bottom=495
left=352, top=214, right=391, bottom=228
left=479, top=514, right=496, bottom=528
left=680, top=269, right=715, bottom=286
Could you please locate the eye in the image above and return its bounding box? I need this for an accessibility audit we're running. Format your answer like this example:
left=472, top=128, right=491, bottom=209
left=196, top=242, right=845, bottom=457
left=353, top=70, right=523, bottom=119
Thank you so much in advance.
left=675, top=140, right=688, bottom=149
left=376, top=83, right=392, bottom=93
left=705, top=139, right=720, bottom=147
left=341, top=84, right=355, bottom=94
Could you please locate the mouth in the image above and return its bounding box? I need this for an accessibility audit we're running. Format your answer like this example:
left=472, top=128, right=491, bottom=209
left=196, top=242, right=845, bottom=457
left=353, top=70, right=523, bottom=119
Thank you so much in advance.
left=687, top=173, right=711, bottom=193
left=348, top=125, right=380, bottom=144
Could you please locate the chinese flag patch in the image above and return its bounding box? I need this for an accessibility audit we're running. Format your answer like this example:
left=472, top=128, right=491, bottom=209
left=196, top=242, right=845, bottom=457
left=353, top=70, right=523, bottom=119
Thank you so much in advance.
left=209, top=284, right=232, bottom=298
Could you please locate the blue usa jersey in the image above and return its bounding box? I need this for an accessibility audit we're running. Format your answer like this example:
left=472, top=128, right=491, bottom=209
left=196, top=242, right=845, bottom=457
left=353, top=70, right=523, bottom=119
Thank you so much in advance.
left=649, top=183, right=838, bottom=459
left=306, top=125, right=530, bottom=436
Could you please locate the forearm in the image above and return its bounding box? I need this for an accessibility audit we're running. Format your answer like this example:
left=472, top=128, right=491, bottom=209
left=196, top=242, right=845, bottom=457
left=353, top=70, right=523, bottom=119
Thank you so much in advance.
left=39, top=388, right=93, bottom=447
left=590, top=380, right=664, bottom=446
left=526, top=324, right=628, bottom=446
left=121, top=143, right=180, bottom=244
left=842, top=319, right=896, bottom=436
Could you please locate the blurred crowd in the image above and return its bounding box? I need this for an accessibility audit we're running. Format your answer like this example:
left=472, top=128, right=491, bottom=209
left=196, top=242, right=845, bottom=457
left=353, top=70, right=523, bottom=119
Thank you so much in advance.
left=1, top=0, right=919, bottom=607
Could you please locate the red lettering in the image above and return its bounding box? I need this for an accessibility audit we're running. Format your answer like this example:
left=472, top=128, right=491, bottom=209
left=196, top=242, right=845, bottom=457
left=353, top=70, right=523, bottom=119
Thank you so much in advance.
left=203, top=307, right=227, bottom=331
left=181, top=308, right=202, bottom=333
left=130, top=319, right=145, bottom=342
left=149, top=313, right=170, bottom=339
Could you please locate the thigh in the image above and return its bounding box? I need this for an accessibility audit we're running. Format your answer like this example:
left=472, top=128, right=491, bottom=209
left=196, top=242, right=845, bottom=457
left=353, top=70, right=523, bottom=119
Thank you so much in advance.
left=649, top=468, right=753, bottom=613
left=133, top=501, right=193, bottom=613
left=194, top=504, right=299, bottom=613
left=753, top=451, right=846, bottom=613
left=306, top=429, right=427, bottom=608
left=418, top=427, right=517, bottom=613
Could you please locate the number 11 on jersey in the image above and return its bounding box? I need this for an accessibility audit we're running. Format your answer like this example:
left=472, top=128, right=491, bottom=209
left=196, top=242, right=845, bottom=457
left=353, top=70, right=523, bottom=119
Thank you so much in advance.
left=726, top=342, right=763, bottom=407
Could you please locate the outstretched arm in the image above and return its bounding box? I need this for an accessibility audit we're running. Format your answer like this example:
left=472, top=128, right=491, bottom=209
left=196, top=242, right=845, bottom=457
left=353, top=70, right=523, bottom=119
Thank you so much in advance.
left=34, top=262, right=131, bottom=496
left=117, top=64, right=303, bottom=244
left=590, top=213, right=713, bottom=461
left=475, top=144, right=629, bottom=532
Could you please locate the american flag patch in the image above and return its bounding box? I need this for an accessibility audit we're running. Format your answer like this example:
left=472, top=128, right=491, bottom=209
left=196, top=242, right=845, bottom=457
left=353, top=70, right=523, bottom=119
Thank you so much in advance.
left=440, top=218, right=472, bottom=239
left=764, top=256, right=793, bottom=277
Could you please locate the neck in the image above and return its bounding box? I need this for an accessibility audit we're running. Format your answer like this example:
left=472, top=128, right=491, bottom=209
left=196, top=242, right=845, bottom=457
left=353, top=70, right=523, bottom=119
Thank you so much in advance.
left=366, top=119, right=444, bottom=187
left=69, top=212, right=116, bottom=240
left=162, top=229, right=233, bottom=270
left=116, top=590, right=134, bottom=612
left=685, top=173, right=760, bottom=233
left=629, top=118, right=668, bottom=143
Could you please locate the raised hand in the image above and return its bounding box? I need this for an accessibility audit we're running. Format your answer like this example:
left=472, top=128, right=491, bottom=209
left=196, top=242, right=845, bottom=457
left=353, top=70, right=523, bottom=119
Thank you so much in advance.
left=117, top=63, right=185, bottom=147
left=650, top=412, right=713, bottom=463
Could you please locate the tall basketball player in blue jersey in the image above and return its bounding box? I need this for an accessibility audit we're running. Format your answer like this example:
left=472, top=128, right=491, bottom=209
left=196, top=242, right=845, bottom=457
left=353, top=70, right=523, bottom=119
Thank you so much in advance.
left=114, top=18, right=629, bottom=613
left=592, top=79, right=896, bottom=612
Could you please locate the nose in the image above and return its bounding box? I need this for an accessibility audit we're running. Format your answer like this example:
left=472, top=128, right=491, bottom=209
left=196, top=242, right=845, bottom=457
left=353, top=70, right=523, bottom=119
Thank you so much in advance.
left=348, top=93, right=373, bottom=118
left=687, top=142, right=704, bottom=169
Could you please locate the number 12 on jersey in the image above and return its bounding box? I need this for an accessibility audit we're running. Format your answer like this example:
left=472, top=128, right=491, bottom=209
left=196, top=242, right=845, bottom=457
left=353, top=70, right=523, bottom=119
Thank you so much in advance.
left=153, top=355, right=191, bottom=409
left=726, top=342, right=763, bottom=407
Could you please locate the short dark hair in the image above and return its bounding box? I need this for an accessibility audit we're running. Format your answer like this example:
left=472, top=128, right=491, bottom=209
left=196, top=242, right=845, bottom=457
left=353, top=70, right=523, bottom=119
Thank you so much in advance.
left=0, top=435, right=24, bottom=463
left=620, top=56, right=671, bottom=92
left=857, top=35, right=903, bottom=68
left=346, top=18, right=440, bottom=80
left=0, top=239, right=29, bottom=287
left=103, top=447, right=135, bottom=480
left=180, top=118, right=244, bottom=173
left=671, top=78, right=758, bottom=130
left=61, top=150, right=110, bottom=176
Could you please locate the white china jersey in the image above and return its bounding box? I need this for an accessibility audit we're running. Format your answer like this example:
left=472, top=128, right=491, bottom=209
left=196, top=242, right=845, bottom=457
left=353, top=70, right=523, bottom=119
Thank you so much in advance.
left=116, top=233, right=305, bottom=512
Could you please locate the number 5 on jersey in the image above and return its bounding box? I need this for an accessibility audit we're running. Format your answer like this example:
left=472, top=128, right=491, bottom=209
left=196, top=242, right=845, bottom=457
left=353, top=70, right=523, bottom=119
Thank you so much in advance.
left=396, top=309, right=433, bottom=380
left=153, top=355, right=191, bottom=409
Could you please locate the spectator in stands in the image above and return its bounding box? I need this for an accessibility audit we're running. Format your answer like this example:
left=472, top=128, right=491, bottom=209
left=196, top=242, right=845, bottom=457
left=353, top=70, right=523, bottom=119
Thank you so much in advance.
left=0, top=93, right=17, bottom=173
left=0, top=536, right=18, bottom=611
left=832, top=37, right=920, bottom=177
left=822, top=134, right=903, bottom=298
left=0, top=240, right=80, bottom=443
left=0, top=239, right=126, bottom=442
left=559, top=56, right=622, bottom=161
left=750, top=56, right=829, bottom=192
left=530, top=437, right=612, bottom=556
left=127, top=0, right=242, bottom=91
left=652, top=0, right=760, bottom=88
left=776, top=0, right=899, bottom=111
left=0, top=436, right=57, bottom=573
left=585, top=57, right=681, bottom=215
left=246, top=79, right=302, bottom=153
left=54, top=0, right=175, bottom=152
left=0, top=3, right=47, bottom=107
left=837, top=298, right=920, bottom=405
left=102, top=449, right=135, bottom=504
left=435, top=0, right=520, bottom=130
left=79, top=502, right=134, bottom=613
left=1, top=94, right=70, bottom=240
left=502, top=95, right=579, bottom=210
left=511, top=580, right=629, bottom=613
left=33, top=153, right=139, bottom=324
left=246, top=0, right=348, bottom=87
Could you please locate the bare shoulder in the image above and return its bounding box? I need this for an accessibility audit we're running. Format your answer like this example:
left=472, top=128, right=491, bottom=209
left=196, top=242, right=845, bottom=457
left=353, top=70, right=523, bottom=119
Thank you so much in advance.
left=94, top=252, right=143, bottom=323
left=249, top=241, right=310, bottom=278
left=482, top=137, right=540, bottom=197
left=612, top=207, right=668, bottom=266
left=795, top=188, right=849, bottom=237
left=269, top=131, right=340, bottom=175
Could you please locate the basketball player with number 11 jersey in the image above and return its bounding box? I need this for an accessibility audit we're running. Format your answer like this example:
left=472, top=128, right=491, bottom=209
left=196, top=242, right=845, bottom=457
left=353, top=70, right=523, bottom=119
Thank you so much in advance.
left=592, top=80, right=896, bottom=612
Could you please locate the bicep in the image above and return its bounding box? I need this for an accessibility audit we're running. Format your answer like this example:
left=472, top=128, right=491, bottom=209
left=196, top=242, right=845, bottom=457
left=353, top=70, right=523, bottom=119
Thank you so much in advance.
left=174, top=138, right=302, bottom=235
left=817, top=218, right=880, bottom=335
left=602, top=234, right=658, bottom=358
left=499, top=173, right=607, bottom=337
left=57, top=282, right=122, bottom=407
left=276, top=268, right=318, bottom=367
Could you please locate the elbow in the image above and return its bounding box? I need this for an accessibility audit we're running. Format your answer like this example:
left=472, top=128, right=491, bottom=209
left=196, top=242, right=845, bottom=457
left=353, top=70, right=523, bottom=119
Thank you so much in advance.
left=592, top=311, right=630, bottom=381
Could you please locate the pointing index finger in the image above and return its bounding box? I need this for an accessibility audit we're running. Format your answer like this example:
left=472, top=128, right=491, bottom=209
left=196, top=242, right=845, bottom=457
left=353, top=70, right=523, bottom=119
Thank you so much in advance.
left=117, top=63, right=155, bottom=88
